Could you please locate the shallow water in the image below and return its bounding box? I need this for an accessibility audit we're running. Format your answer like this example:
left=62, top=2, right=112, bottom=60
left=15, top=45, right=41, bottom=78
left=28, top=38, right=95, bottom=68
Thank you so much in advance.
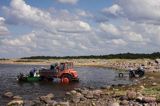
left=0, top=64, right=132, bottom=105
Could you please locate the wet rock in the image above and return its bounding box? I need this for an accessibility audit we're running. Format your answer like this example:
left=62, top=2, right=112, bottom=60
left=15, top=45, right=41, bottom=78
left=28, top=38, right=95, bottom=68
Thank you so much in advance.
left=108, top=102, right=120, bottom=106
left=65, top=92, right=71, bottom=97
left=13, top=95, right=23, bottom=100
left=3, top=92, right=14, bottom=98
left=142, top=97, right=156, bottom=103
left=155, top=59, right=160, bottom=64
left=39, top=93, right=54, bottom=104
left=140, top=85, right=145, bottom=90
left=126, top=91, right=137, bottom=100
left=46, top=93, right=54, bottom=100
left=39, top=96, right=53, bottom=104
left=80, top=96, right=87, bottom=101
left=101, top=85, right=111, bottom=89
left=85, top=91, right=94, bottom=99
left=148, top=77, right=155, bottom=80
left=56, top=101, right=69, bottom=106
left=136, top=96, right=144, bottom=102
left=7, top=99, right=24, bottom=106
left=81, top=89, right=89, bottom=95
left=70, top=90, right=77, bottom=95
left=119, top=95, right=128, bottom=100
left=120, top=100, right=129, bottom=105
left=152, top=83, right=157, bottom=86
left=74, top=88, right=82, bottom=93
left=72, top=92, right=84, bottom=103
left=93, top=89, right=103, bottom=97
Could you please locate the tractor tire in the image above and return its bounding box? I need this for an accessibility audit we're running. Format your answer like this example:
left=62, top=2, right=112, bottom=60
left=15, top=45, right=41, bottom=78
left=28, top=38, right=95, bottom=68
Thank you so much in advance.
left=61, top=74, right=72, bottom=83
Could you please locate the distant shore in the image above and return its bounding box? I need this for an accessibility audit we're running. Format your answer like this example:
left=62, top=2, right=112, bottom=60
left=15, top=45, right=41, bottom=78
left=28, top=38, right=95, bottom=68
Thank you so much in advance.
left=0, top=58, right=160, bottom=72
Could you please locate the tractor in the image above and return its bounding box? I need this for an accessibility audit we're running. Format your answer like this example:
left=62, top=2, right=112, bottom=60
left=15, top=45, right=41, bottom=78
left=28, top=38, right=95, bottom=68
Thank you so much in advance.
left=17, top=62, right=79, bottom=83
left=39, top=62, right=79, bottom=83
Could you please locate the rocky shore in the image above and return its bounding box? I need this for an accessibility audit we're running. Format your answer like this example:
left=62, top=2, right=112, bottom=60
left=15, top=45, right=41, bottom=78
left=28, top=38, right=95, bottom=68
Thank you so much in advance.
left=3, top=82, right=160, bottom=106
left=1, top=58, right=160, bottom=72
left=2, top=73, right=160, bottom=106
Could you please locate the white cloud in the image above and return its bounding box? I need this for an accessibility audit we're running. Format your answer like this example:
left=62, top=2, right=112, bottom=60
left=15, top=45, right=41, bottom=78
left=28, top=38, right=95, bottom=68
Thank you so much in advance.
left=1, top=0, right=160, bottom=57
left=0, top=17, right=9, bottom=35
left=56, top=0, right=78, bottom=4
left=99, top=22, right=120, bottom=36
left=3, top=0, right=91, bottom=33
left=103, top=0, right=160, bottom=24
left=111, top=39, right=127, bottom=46
left=2, top=32, right=36, bottom=46
left=102, top=4, right=122, bottom=17
left=76, top=9, right=93, bottom=18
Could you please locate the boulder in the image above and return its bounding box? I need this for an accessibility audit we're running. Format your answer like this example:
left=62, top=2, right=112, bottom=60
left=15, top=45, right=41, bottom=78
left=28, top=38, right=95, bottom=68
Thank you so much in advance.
left=136, top=96, right=143, bottom=102
left=84, top=91, right=94, bottom=99
left=155, top=59, right=160, bottom=64
left=101, top=85, right=111, bottom=89
left=120, top=100, right=129, bottom=105
left=46, top=93, right=54, bottom=100
left=126, top=91, right=137, bottom=100
left=119, top=95, right=128, bottom=100
left=140, top=85, right=145, bottom=90
left=108, top=102, right=120, bottom=106
left=39, top=93, right=54, bottom=104
left=93, top=89, right=103, bottom=97
left=142, top=97, right=156, bottom=103
left=13, top=95, right=23, bottom=100
left=56, top=101, right=69, bottom=106
left=80, top=89, right=89, bottom=95
left=3, top=92, right=14, bottom=98
left=72, top=92, right=84, bottom=103
left=39, top=96, right=52, bottom=104
left=70, top=90, right=77, bottom=95
left=7, top=99, right=24, bottom=106
left=152, top=83, right=157, bottom=86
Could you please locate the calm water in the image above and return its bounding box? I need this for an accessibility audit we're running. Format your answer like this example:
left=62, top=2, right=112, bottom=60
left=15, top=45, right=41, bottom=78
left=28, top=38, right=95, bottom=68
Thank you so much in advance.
left=0, top=64, right=132, bottom=104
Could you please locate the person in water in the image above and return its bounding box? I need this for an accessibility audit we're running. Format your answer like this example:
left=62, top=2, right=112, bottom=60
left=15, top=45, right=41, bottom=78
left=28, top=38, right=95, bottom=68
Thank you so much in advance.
left=30, top=67, right=36, bottom=77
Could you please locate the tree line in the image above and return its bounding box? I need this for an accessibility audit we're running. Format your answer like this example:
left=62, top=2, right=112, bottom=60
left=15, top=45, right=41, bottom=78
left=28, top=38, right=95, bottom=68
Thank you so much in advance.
left=21, top=52, right=160, bottom=59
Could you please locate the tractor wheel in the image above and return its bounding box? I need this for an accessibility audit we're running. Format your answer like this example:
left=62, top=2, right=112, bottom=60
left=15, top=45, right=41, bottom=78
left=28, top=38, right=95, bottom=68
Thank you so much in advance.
left=61, top=74, right=72, bottom=84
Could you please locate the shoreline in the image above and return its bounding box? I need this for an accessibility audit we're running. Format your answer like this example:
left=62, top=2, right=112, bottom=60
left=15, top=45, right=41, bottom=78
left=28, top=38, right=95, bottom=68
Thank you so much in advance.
left=0, top=58, right=159, bottom=72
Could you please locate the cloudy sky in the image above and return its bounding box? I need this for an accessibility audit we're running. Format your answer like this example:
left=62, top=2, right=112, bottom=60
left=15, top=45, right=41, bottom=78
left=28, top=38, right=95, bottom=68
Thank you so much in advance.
left=0, top=0, right=160, bottom=58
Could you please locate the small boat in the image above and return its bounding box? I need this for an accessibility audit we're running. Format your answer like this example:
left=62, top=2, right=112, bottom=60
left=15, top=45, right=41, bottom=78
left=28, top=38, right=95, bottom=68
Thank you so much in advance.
left=17, top=73, right=40, bottom=82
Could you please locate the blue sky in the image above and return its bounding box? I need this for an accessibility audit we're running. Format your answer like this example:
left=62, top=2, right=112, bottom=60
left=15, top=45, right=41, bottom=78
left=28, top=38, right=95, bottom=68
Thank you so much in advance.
left=0, top=0, right=113, bottom=11
left=0, top=0, right=160, bottom=58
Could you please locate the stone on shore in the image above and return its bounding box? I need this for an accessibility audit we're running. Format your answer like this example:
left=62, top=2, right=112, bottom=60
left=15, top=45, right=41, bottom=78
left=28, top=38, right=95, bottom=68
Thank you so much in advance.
left=56, top=101, right=69, bottom=106
left=3, top=92, right=14, bottom=98
left=39, top=93, right=54, bottom=104
left=126, top=91, right=137, bottom=100
left=142, top=97, right=157, bottom=103
left=107, top=102, right=119, bottom=106
left=13, top=95, right=23, bottom=100
left=7, top=99, right=24, bottom=106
